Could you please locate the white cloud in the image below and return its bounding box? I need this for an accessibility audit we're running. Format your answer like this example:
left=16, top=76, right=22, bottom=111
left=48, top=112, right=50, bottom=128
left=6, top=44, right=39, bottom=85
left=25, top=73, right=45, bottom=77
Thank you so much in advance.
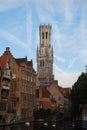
left=53, top=63, right=68, bottom=75
left=54, top=55, right=65, bottom=62
left=26, top=9, right=32, bottom=48
left=54, top=63, right=80, bottom=87
left=59, top=0, right=74, bottom=22
left=0, top=0, right=25, bottom=11
left=67, top=58, right=76, bottom=69
left=52, top=24, right=64, bottom=53
left=78, top=50, right=87, bottom=65
left=0, top=29, right=27, bottom=48
left=36, top=4, right=54, bottom=23
left=56, top=72, right=80, bottom=87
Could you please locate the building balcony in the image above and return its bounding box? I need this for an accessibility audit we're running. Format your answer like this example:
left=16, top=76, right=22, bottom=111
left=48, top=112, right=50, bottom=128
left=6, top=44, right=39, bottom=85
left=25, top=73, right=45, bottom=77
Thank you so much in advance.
left=3, top=69, right=11, bottom=79
left=2, top=81, right=10, bottom=90
left=2, top=85, right=10, bottom=90
left=1, top=98, right=8, bottom=101
left=3, top=73, right=11, bottom=79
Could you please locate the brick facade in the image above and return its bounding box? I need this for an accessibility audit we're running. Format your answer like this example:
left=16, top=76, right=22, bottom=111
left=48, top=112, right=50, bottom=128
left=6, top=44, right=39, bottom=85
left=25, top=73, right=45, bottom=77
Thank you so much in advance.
left=0, top=47, right=36, bottom=123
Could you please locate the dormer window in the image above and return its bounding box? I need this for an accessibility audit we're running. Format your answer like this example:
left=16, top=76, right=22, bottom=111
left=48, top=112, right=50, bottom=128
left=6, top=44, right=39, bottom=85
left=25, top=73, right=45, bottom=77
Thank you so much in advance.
left=4, top=60, right=10, bottom=76
left=6, top=60, right=9, bottom=69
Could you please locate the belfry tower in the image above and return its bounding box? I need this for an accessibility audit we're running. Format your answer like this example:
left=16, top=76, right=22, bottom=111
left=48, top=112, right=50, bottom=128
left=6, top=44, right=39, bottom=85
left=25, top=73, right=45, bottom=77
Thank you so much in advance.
left=37, top=25, right=54, bottom=87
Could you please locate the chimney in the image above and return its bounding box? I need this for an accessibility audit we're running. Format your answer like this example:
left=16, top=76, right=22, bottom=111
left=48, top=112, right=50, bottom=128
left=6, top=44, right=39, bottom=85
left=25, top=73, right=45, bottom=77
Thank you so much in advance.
left=6, top=47, right=10, bottom=51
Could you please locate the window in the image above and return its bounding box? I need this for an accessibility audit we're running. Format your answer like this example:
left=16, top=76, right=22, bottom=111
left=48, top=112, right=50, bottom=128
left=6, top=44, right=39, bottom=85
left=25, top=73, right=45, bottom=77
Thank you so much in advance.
left=49, top=32, right=50, bottom=40
left=58, top=97, right=62, bottom=101
left=1, top=90, right=8, bottom=98
left=46, top=32, right=48, bottom=39
left=41, top=41, right=44, bottom=47
left=36, top=89, right=39, bottom=97
left=40, top=60, right=44, bottom=67
left=11, top=98, right=16, bottom=108
left=0, top=103, right=6, bottom=111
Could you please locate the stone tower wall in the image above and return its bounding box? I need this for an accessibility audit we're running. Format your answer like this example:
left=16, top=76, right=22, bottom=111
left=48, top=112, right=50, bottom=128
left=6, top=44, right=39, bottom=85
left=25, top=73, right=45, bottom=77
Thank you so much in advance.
left=37, top=25, right=54, bottom=87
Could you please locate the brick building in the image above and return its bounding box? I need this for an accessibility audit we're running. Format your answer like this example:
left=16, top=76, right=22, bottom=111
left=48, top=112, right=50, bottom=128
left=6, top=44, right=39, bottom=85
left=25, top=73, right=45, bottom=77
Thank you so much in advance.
left=0, top=47, right=36, bottom=123
left=36, top=81, right=71, bottom=113
left=15, top=57, right=36, bottom=121
left=36, top=87, right=57, bottom=110
left=0, top=55, right=11, bottom=123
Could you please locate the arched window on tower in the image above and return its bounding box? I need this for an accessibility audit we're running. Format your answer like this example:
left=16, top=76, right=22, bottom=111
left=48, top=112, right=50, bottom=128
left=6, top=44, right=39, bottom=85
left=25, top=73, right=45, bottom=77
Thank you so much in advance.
left=49, top=32, right=50, bottom=40
left=42, top=32, right=44, bottom=39
left=40, top=60, right=44, bottom=67
left=46, top=32, right=48, bottom=39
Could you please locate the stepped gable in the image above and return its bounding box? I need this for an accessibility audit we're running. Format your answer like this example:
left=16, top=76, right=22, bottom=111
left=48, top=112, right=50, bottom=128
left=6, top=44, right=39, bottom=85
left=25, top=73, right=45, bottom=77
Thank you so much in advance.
left=15, top=57, right=33, bottom=67
left=15, top=57, right=27, bottom=65
left=27, top=60, right=33, bottom=67
left=2, top=47, right=14, bottom=58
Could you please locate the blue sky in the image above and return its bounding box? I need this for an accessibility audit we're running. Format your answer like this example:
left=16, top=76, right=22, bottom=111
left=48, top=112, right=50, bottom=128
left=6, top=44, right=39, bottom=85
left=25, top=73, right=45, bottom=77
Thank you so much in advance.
left=0, top=0, right=87, bottom=87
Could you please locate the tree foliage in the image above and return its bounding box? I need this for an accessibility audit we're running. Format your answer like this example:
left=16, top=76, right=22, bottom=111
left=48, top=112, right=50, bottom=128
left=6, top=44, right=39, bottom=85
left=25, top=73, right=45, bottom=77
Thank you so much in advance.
left=34, top=109, right=52, bottom=121
left=34, top=109, right=63, bottom=121
left=71, top=72, right=87, bottom=117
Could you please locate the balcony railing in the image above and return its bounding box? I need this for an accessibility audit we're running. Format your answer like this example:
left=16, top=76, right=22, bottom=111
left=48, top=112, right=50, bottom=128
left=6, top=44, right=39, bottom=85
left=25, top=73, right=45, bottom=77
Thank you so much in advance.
left=3, top=73, right=11, bottom=79
left=2, top=85, right=10, bottom=90
left=3, top=69, right=11, bottom=79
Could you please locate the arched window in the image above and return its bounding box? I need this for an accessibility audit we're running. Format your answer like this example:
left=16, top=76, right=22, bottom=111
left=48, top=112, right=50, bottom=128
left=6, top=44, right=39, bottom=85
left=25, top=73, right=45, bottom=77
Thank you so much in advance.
left=42, top=32, right=44, bottom=39
left=46, top=32, right=48, bottom=39
left=40, top=60, right=44, bottom=67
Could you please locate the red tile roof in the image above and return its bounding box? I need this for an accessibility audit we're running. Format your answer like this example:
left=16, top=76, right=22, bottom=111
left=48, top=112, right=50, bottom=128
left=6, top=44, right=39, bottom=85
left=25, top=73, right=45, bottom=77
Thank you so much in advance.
left=42, top=88, right=50, bottom=97
left=63, top=87, right=71, bottom=93
left=0, top=55, right=8, bottom=70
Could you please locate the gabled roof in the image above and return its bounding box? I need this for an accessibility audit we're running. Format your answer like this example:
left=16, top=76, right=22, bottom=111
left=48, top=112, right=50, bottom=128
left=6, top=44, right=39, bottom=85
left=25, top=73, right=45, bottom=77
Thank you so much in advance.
left=42, top=88, right=50, bottom=97
left=48, top=82, right=71, bottom=98
left=58, top=86, right=66, bottom=97
left=27, top=60, right=33, bottom=67
left=0, top=55, right=8, bottom=70
left=59, top=86, right=71, bottom=97
left=38, top=86, right=51, bottom=98
left=63, top=87, right=71, bottom=93
left=15, top=57, right=27, bottom=65
left=48, top=83, right=65, bottom=97
left=15, top=57, right=33, bottom=67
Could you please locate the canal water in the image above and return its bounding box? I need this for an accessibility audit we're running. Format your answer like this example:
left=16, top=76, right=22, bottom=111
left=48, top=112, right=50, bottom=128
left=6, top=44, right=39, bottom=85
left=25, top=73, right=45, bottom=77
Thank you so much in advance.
left=0, top=120, right=81, bottom=130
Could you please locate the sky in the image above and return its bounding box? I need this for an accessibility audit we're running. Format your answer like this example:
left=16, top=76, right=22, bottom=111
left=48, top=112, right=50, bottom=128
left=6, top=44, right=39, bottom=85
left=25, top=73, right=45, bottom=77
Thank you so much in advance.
left=0, top=0, right=87, bottom=87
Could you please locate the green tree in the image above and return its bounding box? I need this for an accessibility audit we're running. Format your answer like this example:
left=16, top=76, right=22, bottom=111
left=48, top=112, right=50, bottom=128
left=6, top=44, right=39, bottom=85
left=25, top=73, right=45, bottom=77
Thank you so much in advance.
left=71, top=72, right=87, bottom=118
